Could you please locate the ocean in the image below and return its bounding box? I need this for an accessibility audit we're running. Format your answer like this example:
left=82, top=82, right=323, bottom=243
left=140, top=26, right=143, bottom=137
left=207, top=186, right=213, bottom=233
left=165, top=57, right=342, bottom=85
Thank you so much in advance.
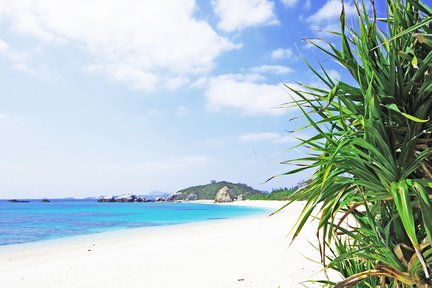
left=0, top=200, right=266, bottom=246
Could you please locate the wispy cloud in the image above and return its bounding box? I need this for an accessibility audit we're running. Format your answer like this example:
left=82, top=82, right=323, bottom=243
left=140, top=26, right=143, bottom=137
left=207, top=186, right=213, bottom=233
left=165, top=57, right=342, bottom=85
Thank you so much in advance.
left=0, top=38, right=27, bottom=63
left=271, top=48, right=293, bottom=60
left=0, top=38, right=54, bottom=79
left=251, top=65, right=293, bottom=74
left=0, top=0, right=240, bottom=91
left=212, top=0, right=279, bottom=32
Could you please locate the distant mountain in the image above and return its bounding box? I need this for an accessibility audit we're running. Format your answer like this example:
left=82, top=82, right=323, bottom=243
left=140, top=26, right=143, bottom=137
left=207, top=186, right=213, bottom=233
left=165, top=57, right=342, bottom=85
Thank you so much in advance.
left=171, top=181, right=265, bottom=201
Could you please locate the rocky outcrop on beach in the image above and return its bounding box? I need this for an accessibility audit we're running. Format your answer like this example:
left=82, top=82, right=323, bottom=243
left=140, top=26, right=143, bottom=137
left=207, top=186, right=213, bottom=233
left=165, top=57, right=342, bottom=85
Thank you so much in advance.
left=214, top=186, right=234, bottom=203
left=97, top=194, right=166, bottom=203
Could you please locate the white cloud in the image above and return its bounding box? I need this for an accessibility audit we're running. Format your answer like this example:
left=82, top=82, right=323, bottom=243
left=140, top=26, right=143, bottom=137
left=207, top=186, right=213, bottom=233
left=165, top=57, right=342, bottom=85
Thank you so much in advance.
left=307, top=1, right=357, bottom=32
left=280, top=0, right=299, bottom=8
left=0, top=113, right=7, bottom=120
left=251, top=65, right=293, bottom=74
left=308, top=1, right=357, bottom=22
left=0, top=0, right=239, bottom=91
left=86, top=63, right=159, bottom=91
left=204, top=74, right=300, bottom=115
left=271, top=48, right=293, bottom=60
left=212, top=0, right=279, bottom=32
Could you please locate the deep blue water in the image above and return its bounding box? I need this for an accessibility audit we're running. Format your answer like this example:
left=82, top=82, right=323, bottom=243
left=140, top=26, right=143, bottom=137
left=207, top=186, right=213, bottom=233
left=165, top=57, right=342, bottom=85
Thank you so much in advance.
left=0, top=200, right=266, bottom=246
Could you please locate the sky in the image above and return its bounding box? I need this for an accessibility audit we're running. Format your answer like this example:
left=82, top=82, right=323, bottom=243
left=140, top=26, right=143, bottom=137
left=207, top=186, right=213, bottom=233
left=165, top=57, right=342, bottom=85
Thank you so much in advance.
left=0, top=0, right=378, bottom=199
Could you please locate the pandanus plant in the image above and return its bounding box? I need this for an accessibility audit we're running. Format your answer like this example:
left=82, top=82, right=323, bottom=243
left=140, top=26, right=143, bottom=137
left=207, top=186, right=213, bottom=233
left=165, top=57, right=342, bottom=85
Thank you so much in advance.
left=277, top=0, right=432, bottom=286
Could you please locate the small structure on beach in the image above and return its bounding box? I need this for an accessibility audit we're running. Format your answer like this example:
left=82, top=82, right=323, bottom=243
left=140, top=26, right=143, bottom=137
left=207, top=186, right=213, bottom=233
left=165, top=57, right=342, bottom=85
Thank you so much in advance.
left=214, top=186, right=233, bottom=203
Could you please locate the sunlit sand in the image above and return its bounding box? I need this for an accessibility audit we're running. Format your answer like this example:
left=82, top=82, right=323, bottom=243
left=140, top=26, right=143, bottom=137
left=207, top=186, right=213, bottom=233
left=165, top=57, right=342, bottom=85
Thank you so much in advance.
left=0, top=201, right=328, bottom=288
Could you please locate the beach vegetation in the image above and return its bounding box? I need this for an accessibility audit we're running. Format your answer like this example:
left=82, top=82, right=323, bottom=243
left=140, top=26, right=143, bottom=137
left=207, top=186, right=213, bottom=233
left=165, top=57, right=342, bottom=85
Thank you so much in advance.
left=247, top=180, right=311, bottom=200
left=278, top=0, right=432, bottom=287
left=247, top=187, right=297, bottom=200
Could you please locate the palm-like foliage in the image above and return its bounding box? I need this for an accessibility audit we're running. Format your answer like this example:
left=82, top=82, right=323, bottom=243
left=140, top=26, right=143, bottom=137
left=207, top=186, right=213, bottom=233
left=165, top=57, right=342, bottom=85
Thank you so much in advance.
left=279, top=0, right=432, bottom=286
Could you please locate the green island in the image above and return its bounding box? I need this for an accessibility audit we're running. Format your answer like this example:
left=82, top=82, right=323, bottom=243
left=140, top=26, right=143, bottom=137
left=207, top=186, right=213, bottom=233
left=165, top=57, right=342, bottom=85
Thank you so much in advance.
left=171, top=180, right=309, bottom=201
left=171, top=181, right=263, bottom=201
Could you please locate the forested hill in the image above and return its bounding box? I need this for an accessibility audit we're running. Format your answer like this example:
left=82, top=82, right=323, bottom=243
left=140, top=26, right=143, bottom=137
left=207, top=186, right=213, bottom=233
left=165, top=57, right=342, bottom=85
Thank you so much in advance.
left=173, top=181, right=265, bottom=200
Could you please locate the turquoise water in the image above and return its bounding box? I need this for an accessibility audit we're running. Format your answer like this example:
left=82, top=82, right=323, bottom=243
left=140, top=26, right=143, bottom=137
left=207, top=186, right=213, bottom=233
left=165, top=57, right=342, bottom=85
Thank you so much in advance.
left=0, top=200, right=266, bottom=246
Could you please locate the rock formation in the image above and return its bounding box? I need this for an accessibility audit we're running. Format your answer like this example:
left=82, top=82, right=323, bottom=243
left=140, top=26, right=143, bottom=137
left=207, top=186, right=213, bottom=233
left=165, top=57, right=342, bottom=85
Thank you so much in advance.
left=97, top=194, right=161, bottom=203
left=167, top=192, right=183, bottom=202
left=214, top=186, right=233, bottom=203
left=186, top=194, right=198, bottom=201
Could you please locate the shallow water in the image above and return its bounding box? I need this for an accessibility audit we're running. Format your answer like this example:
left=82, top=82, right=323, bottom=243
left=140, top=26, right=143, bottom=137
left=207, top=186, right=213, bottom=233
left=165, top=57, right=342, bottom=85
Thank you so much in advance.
left=0, top=200, right=265, bottom=246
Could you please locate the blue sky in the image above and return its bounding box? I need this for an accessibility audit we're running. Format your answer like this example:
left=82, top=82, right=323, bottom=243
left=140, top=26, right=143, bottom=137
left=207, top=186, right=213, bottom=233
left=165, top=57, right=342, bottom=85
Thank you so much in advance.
left=0, top=0, right=366, bottom=198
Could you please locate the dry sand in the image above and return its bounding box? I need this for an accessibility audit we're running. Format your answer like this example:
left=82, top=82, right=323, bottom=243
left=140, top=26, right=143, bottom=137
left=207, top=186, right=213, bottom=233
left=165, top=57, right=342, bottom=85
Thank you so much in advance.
left=0, top=200, right=331, bottom=288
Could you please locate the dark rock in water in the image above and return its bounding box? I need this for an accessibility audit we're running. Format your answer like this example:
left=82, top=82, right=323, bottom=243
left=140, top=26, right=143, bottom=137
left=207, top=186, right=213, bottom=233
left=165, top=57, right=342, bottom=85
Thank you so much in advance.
left=8, top=199, right=30, bottom=203
left=41, top=199, right=50, bottom=202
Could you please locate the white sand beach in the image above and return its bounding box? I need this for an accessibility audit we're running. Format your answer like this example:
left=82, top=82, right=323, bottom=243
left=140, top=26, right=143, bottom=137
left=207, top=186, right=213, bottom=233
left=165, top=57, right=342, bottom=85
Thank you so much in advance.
left=0, top=201, right=330, bottom=288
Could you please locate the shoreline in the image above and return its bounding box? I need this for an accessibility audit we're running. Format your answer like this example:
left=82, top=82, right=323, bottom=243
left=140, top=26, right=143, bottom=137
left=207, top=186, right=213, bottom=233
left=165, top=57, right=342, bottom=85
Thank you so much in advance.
left=0, top=200, right=273, bottom=251
left=0, top=200, right=274, bottom=250
left=0, top=200, right=329, bottom=287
